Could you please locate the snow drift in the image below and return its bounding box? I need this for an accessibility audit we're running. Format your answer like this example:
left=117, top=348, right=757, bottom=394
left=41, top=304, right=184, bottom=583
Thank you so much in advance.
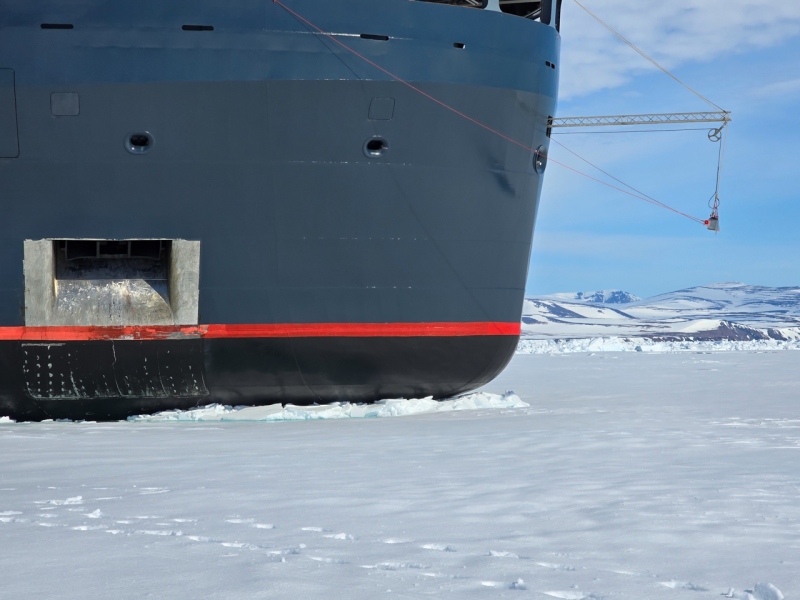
left=127, top=391, right=527, bottom=422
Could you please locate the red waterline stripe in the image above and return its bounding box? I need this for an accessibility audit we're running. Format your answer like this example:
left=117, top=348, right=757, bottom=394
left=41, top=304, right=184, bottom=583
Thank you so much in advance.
left=0, top=322, right=520, bottom=342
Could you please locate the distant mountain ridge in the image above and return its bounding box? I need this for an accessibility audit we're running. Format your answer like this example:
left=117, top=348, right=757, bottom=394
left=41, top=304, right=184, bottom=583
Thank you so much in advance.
left=543, top=290, right=641, bottom=304
left=632, top=282, right=800, bottom=313
left=522, top=282, right=800, bottom=342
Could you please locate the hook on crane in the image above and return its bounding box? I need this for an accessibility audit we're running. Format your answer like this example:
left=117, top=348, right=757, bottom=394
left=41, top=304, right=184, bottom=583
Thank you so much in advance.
left=704, top=213, right=719, bottom=232
left=704, top=192, right=720, bottom=232
left=704, top=122, right=727, bottom=232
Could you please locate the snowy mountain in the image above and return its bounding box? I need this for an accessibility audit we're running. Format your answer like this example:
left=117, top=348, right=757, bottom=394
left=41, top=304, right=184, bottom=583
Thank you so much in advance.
left=632, top=283, right=800, bottom=318
left=522, top=282, right=800, bottom=343
left=542, top=290, right=641, bottom=304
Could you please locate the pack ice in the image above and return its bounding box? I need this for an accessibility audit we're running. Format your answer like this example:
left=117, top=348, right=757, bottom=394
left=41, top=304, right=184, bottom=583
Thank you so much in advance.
left=1, top=351, right=796, bottom=599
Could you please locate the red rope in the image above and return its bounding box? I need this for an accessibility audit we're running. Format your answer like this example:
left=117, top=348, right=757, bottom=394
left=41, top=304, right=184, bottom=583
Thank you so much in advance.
left=272, top=0, right=705, bottom=226
left=550, top=139, right=706, bottom=224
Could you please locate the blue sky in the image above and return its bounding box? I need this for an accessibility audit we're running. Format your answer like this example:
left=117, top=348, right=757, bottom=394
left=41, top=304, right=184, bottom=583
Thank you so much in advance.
left=527, top=0, right=800, bottom=297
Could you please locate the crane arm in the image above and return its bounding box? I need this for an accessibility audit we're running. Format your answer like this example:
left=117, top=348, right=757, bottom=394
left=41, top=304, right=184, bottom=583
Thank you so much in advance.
left=549, top=112, right=731, bottom=128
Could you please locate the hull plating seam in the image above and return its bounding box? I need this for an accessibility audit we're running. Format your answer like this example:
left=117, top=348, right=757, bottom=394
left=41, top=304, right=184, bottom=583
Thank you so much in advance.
left=0, top=322, right=521, bottom=341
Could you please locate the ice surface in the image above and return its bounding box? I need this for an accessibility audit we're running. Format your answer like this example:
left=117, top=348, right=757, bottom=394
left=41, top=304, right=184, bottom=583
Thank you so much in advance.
left=127, top=391, right=527, bottom=422
left=517, top=336, right=800, bottom=354
left=1, top=352, right=798, bottom=599
left=753, top=583, right=785, bottom=600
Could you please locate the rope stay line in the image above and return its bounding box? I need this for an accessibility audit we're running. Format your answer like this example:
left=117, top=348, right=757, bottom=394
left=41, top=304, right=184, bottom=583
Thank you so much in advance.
left=563, top=0, right=731, bottom=230
left=550, top=138, right=705, bottom=224
left=271, top=0, right=709, bottom=226
left=571, top=0, right=725, bottom=113
left=705, top=122, right=728, bottom=230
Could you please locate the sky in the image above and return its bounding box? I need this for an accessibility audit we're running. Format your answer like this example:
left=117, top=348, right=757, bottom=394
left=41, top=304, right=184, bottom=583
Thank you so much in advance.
left=527, top=0, right=800, bottom=297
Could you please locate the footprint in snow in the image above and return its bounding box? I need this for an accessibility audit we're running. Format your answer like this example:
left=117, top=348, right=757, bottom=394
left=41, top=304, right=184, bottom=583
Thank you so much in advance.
left=488, top=550, right=521, bottom=559
left=225, top=517, right=274, bottom=529
left=266, top=547, right=303, bottom=557
left=34, top=496, right=83, bottom=506
left=481, top=579, right=527, bottom=590
left=309, top=556, right=349, bottom=564
left=187, top=536, right=274, bottom=553
left=221, top=542, right=259, bottom=549
left=421, top=543, right=456, bottom=552
left=537, top=561, right=577, bottom=571
left=659, top=581, right=708, bottom=592
left=362, top=562, right=430, bottom=571
left=543, top=591, right=591, bottom=600
left=138, top=488, right=169, bottom=495
left=134, top=529, right=183, bottom=536
left=420, top=572, right=470, bottom=581
left=723, top=583, right=784, bottom=600
left=324, top=532, right=354, bottom=540
left=187, top=535, right=223, bottom=543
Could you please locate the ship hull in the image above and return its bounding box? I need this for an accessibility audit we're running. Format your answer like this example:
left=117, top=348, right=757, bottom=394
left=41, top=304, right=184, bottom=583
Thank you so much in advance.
left=0, top=334, right=518, bottom=421
left=0, top=0, right=559, bottom=419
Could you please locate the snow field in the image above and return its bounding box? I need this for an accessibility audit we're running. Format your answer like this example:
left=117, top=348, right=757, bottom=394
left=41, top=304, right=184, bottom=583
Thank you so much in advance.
left=127, top=391, right=528, bottom=422
left=1, top=351, right=797, bottom=599
left=516, top=337, right=800, bottom=354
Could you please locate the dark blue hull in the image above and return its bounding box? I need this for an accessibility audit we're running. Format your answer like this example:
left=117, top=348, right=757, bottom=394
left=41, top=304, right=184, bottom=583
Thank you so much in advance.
left=0, top=0, right=559, bottom=419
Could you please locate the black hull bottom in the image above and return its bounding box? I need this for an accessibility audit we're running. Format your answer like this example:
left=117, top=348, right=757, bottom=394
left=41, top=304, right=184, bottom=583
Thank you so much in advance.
left=0, top=335, right=518, bottom=421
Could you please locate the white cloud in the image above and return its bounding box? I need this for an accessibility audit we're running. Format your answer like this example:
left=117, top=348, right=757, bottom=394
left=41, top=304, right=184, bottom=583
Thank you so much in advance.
left=559, top=0, right=800, bottom=99
left=750, top=77, right=800, bottom=98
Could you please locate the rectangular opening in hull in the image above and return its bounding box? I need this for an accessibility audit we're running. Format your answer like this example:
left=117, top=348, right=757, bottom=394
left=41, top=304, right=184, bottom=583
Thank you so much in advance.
left=24, top=239, right=200, bottom=327
left=63, top=240, right=166, bottom=263
left=57, top=239, right=169, bottom=283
